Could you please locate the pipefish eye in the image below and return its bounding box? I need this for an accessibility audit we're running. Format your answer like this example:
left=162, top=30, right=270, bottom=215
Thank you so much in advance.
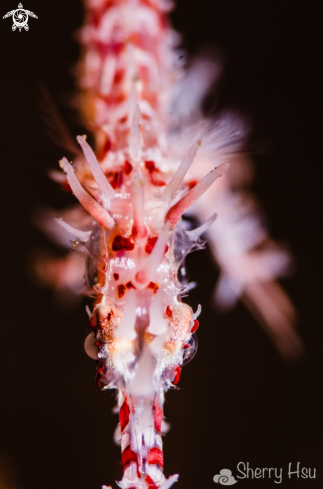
left=84, top=333, right=98, bottom=360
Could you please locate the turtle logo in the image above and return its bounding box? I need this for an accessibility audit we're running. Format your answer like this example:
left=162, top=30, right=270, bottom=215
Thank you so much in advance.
left=3, top=3, right=38, bottom=32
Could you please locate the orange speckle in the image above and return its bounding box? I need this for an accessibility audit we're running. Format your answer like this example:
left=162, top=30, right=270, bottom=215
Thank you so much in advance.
left=117, top=284, right=126, bottom=298
left=112, top=235, right=135, bottom=252
left=126, top=281, right=136, bottom=289
left=145, top=236, right=158, bottom=254
left=166, top=306, right=172, bottom=317
left=147, top=282, right=159, bottom=294
left=145, top=236, right=169, bottom=254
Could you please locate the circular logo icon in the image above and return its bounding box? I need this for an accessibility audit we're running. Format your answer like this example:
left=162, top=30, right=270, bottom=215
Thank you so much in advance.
left=13, top=8, right=28, bottom=29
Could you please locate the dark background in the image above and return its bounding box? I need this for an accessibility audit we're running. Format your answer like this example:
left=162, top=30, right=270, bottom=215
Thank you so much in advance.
left=0, top=0, right=322, bottom=488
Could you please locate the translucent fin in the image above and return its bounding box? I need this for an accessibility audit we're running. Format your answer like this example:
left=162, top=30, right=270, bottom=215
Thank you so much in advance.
left=160, top=475, right=180, bottom=489
left=243, top=281, right=304, bottom=361
left=54, top=218, right=91, bottom=242
left=186, top=213, right=217, bottom=240
left=213, top=272, right=242, bottom=310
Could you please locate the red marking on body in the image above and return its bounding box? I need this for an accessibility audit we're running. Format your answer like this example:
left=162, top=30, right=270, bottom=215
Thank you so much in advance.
left=90, top=10, right=100, bottom=28
left=96, top=364, right=106, bottom=389
left=109, top=41, right=124, bottom=56
left=145, top=236, right=169, bottom=255
left=98, top=40, right=123, bottom=57
left=144, top=475, right=159, bottom=489
left=123, top=160, right=132, bottom=175
left=114, top=70, right=124, bottom=84
left=132, top=223, right=148, bottom=242
left=95, top=341, right=100, bottom=347
left=126, top=281, right=136, bottom=289
left=144, top=160, right=166, bottom=186
left=187, top=179, right=198, bottom=190
left=110, top=171, right=123, bottom=189
left=116, top=93, right=126, bottom=104
left=90, top=317, right=96, bottom=330
left=147, top=282, right=159, bottom=294
left=96, top=375, right=102, bottom=389
left=151, top=173, right=166, bottom=186
left=173, top=366, right=181, bottom=385
left=183, top=343, right=190, bottom=350
left=98, top=139, right=112, bottom=162
left=113, top=273, right=119, bottom=281
left=191, top=319, right=199, bottom=333
left=154, top=404, right=163, bottom=433
left=147, top=447, right=164, bottom=467
left=112, top=235, right=135, bottom=252
left=145, top=160, right=156, bottom=173
left=98, top=364, right=105, bottom=375
left=165, top=306, right=172, bottom=318
left=121, top=445, right=138, bottom=472
left=119, top=399, right=130, bottom=433
left=145, top=236, right=158, bottom=254
left=117, top=284, right=126, bottom=298
left=62, top=181, right=72, bottom=192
